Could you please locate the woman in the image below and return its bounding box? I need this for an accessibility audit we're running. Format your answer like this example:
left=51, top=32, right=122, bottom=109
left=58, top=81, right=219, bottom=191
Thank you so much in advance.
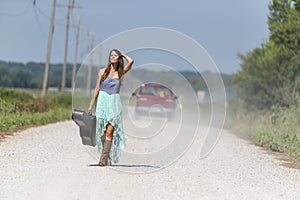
left=88, top=49, right=134, bottom=166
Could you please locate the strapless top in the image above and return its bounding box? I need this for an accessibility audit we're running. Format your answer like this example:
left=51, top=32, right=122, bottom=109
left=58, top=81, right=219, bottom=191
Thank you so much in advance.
left=100, top=77, right=120, bottom=95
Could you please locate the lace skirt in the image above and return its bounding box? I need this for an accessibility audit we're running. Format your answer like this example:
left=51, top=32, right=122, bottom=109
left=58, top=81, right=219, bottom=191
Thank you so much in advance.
left=95, top=91, right=125, bottom=163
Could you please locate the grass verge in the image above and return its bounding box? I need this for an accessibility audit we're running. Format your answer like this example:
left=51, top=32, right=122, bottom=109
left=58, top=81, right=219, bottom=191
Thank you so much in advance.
left=0, top=88, right=72, bottom=140
left=225, top=100, right=300, bottom=168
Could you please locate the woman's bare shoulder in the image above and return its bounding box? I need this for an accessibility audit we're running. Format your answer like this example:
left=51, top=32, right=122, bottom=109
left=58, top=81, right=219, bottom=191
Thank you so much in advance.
left=99, top=68, right=105, bottom=76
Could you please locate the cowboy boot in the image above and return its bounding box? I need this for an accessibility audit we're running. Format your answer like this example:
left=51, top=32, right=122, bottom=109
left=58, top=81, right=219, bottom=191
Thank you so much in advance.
left=101, top=134, right=112, bottom=166
left=98, top=139, right=112, bottom=166
left=101, top=134, right=105, bottom=146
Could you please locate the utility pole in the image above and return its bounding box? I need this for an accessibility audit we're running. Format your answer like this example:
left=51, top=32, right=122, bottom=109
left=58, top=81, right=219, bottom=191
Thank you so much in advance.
left=61, top=0, right=72, bottom=93
left=86, top=32, right=95, bottom=96
left=41, top=0, right=56, bottom=98
left=72, top=16, right=80, bottom=92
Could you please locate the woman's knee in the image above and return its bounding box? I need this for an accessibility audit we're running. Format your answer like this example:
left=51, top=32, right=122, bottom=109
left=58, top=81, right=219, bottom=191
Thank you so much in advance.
left=106, top=124, right=114, bottom=139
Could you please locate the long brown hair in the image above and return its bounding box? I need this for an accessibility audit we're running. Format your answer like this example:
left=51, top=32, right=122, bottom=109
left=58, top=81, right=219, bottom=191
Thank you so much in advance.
left=101, top=49, right=125, bottom=82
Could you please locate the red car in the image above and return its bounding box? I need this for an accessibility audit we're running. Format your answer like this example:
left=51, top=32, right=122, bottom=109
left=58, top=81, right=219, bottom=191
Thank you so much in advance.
left=132, top=83, right=177, bottom=120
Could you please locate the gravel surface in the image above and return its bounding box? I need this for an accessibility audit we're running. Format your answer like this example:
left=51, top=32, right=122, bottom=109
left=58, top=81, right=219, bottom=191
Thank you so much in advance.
left=0, top=120, right=299, bottom=200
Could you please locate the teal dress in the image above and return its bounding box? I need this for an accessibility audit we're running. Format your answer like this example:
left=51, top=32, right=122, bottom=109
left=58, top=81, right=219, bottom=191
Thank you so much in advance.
left=95, top=77, right=125, bottom=163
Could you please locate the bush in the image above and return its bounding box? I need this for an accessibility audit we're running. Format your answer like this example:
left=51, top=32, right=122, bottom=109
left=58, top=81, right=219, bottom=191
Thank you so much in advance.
left=0, top=88, right=71, bottom=135
left=226, top=100, right=300, bottom=161
left=0, top=87, right=33, bottom=103
left=33, top=97, right=49, bottom=112
left=48, top=93, right=72, bottom=109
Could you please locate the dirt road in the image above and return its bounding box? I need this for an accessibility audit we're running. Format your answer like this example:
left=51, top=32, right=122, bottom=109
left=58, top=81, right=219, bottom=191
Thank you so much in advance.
left=0, top=120, right=299, bottom=200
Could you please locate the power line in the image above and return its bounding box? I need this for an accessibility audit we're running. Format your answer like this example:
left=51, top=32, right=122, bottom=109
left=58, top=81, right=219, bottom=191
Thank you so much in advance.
left=33, top=6, right=48, bottom=38
left=33, top=2, right=66, bottom=22
left=40, top=0, right=101, bottom=96
left=33, top=4, right=64, bottom=57
left=0, top=1, right=32, bottom=17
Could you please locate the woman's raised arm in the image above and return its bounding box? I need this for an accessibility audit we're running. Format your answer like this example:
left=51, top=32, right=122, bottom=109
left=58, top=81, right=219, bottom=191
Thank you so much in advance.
left=122, top=53, right=134, bottom=74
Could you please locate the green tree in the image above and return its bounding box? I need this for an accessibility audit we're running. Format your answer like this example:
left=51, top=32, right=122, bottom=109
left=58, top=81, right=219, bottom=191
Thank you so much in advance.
left=0, top=67, right=12, bottom=87
left=11, top=70, right=32, bottom=88
left=234, top=0, right=300, bottom=110
left=268, top=0, right=300, bottom=51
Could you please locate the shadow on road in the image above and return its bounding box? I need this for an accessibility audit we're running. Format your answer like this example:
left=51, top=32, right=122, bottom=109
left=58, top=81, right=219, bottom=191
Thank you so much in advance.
left=88, top=164, right=160, bottom=168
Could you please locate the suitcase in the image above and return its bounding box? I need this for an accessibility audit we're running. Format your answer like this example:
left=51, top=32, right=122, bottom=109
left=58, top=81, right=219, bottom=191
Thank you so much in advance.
left=72, top=109, right=97, bottom=147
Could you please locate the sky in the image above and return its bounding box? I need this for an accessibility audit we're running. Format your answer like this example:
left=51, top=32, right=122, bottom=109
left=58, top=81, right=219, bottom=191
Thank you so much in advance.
left=0, top=0, right=271, bottom=74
